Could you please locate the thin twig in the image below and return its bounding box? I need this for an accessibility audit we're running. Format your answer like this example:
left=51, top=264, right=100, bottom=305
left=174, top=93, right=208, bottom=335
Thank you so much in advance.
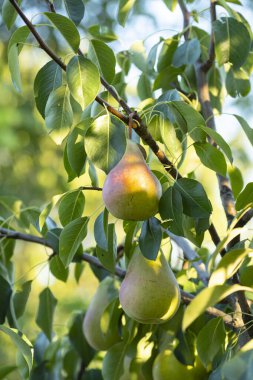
left=201, top=0, right=217, bottom=72
left=79, top=186, right=103, bottom=191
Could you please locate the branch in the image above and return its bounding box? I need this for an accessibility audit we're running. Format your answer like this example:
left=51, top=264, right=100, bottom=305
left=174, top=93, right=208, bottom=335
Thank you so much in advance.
left=0, top=226, right=242, bottom=328
left=201, top=0, right=217, bottom=72
left=79, top=186, right=102, bottom=191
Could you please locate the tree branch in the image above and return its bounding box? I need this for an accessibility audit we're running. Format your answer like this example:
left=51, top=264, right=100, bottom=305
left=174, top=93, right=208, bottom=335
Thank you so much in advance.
left=0, top=226, right=243, bottom=329
left=201, top=0, right=217, bottom=72
left=79, top=186, right=103, bottom=191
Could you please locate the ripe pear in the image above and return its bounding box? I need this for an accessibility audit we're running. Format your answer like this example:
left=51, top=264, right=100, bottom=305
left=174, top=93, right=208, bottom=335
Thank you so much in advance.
left=119, top=249, right=181, bottom=324
left=102, top=140, right=162, bottom=221
left=83, top=276, right=121, bottom=351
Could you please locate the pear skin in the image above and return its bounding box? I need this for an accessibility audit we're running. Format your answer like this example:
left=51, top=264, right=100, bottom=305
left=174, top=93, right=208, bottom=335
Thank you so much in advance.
left=119, top=249, right=181, bottom=324
left=83, top=277, right=121, bottom=351
left=102, top=140, right=162, bottom=221
left=152, top=350, right=196, bottom=380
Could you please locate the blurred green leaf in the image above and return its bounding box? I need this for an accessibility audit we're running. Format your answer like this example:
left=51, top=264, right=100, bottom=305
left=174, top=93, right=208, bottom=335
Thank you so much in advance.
left=8, top=44, right=22, bottom=92
left=194, top=142, right=227, bottom=177
left=13, top=280, right=32, bottom=319
left=63, top=0, right=85, bottom=25
left=96, top=223, right=117, bottom=272
left=66, top=122, right=88, bottom=177
left=228, top=166, right=244, bottom=198
left=2, top=0, right=21, bottom=29
left=234, top=114, right=253, bottom=146
left=117, top=0, right=136, bottom=26
left=49, top=255, right=69, bottom=282
left=163, top=0, right=178, bottom=11
left=0, top=275, right=12, bottom=324
left=36, top=288, right=57, bottom=341
left=0, top=365, right=17, bottom=379
left=59, top=217, right=89, bottom=267
left=159, top=186, right=184, bottom=236
left=74, top=262, right=85, bottom=283
left=236, top=182, right=253, bottom=210
left=69, top=312, right=95, bottom=363
left=157, top=37, right=179, bottom=72
left=172, top=39, right=201, bottom=67
left=199, top=126, right=233, bottom=164
left=226, top=68, right=251, bottom=97
left=137, top=73, right=152, bottom=100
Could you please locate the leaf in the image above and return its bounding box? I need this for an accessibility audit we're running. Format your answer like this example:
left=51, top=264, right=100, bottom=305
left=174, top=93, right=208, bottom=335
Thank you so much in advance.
left=163, top=0, right=178, bottom=11
left=130, top=40, right=147, bottom=71
left=137, top=73, right=152, bottom=100
left=194, top=142, right=227, bottom=177
left=209, top=248, right=252, bottom=286
left=159, top=186, right=184, bottom=236
left=13, top=280, right=32, bottom=319
left=213, top=17, right=251, bottom=68
left=45, top=85, right=73, bottom=136
left=228, top=166, right=244, bottom=198
left=197, top=318, right=226, bottom=368
left=94, top=210, right=108, bottom=251
left=102, top=341, right=128, bottom=380
left=58, top=190, right=85, bottom=226
left=59, top=217, right=89, bottom=267
left=172, top=39, right=201, bottom=67
left=2, top=0, right=21, bottom=29
left=63, top=0, right=85, bottom=25
left=226, top=67, right=251, bottom=97
left=182, top=284, right=253, bottom=330
left=157, top=37, right=179, bottom=72
left=199, top=126, right=233, bottom=164
left=69, top=312, right=95, bottom=363
left=139, top=217, right=162, bottom=260
left=44, top=12, right=80, bottom=52
left=234, top=114, right=253, bottom=146
left=0, top=275, right=12, bottom=324
left=169, top=101, right=206, bottom=142
left=85, top=114, right=127, bottom=174
left=175, top=178, right=212, bottom=218
left=8, top=44, right=22, bottom=92
left=0, top=326, right=33, bottom=374
left=34, top=60, right=62, bottom=118
left=74, top=262, right=85, bottom=283
left=96, top=224, right=117, bottom=272
left=49, top=255, right=69, bottom=282
left=236, top=182, right=253, bottom=211
left=66, top=56, right=100, bottom=110
left=36, top=288, right=57, bottom=341
left=117, top=0, right=136, bottom=26
left=153, top=66, right=183, bottom=90
left=0, top=365, right=17, bottom=379
left=88, top=39, right=116, bottom=83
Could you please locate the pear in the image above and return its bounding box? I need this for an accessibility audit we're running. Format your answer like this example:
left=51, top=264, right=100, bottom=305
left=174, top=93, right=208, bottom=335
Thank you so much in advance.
left=153, top=350, right=196, bottom=380
left=119, top=249, right=181, bottom=324
left=102, top=140, right=162, bottom=221
left=83, top=276, right=121, bottom=351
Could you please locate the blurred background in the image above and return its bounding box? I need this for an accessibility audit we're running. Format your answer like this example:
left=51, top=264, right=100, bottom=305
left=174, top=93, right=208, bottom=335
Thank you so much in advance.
left=0, top=0, right=253, bottom=376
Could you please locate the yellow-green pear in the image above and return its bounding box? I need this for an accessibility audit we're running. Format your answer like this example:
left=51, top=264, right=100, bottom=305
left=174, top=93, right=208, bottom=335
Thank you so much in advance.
left=119, top=249, right=181, bottom=324
left=152, top=350, right=196, bottom=380
left=102, top=140, right=162, bottom=221
left=83, top=277, right=121, bottom=351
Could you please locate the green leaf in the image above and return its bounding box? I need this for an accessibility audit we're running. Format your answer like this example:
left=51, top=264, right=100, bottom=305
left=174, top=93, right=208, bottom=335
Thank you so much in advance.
left=228, top=166, right=244, bottom=198
left=69, top=312, right=95, bottom=363
left=63, top=0, right=85, bottom=25
left=96, top=223, right=117, bottom=272
left=226, top=67, right=251, bottom=97
left=8, top=44, right=22, bottom=92
left=58, top=190, right=85, bottom=226
left=175, top=178, right=212, bottom=218
left=159, top=186, right=184, bottom=236
left=45, top=85, right=73, bottom=137
left=44, top=12, right=80, bottom=52
left=157, top=37, right=179, bottom=72
left=235, top=182, right=253, bottom=210
left=213, top=17, right=251, bottom=68
left=49, top=255, right=69, bottom=282
left=194, top=142, right=227, bottom=176
left=130, top=40, right=147, bottom=71
left=34, top=60, right=62, bottom=118
left=88, top=39, right=116, bottom=83
left=0, top=275, right=12, bottom=323
left=36, top=288, right=57, bottom=341
left=139, top=217, right=162, bottom=260
left=2, top=0, right=21, bottom=29
left=117, top=0, right=136, bottom=26
left=172, top=39, right=201, bottom=67
left=102, top=341, right=128, bottom=380
left=169, top=101, right=206, bottom=142
left=163, top=0, right=178, bottom=11
left=88, top=25, right=118, bottom=43
left=199, top=126, right=233, bottom=164
left=197, top=318, right=226, bottom=368
left=0, top=326, right=33, bottom=374
left=153, top=66, right=183, bottom=90
left=0, top=365, right=17, bottom=379
left=59, top=217, right=89, bottom=267
left=137, top=73, right=152, bottom=100
left=234, top=114, right=253, bottom=146
left=85, top=114, right=127, bottom=174
left=66, top=124, right=87, bottom=177
left=66, top=56, right=100, bottom=110
left=74, top=262, right=85, bottom=283
left=94, top=210, right=108, bottom=251
left=182, top=284, right=253, bottom=330
left=13, top=280, right=32, bottom=319
left=209, top=248, right=252, bottom=286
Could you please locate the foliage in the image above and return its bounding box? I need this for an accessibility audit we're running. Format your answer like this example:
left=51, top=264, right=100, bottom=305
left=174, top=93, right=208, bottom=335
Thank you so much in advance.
left=0, top=0, right=253, bottom=379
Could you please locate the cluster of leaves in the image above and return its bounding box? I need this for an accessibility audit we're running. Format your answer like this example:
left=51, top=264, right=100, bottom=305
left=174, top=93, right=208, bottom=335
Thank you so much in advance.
left=1, top=0, right=253, bottom=379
